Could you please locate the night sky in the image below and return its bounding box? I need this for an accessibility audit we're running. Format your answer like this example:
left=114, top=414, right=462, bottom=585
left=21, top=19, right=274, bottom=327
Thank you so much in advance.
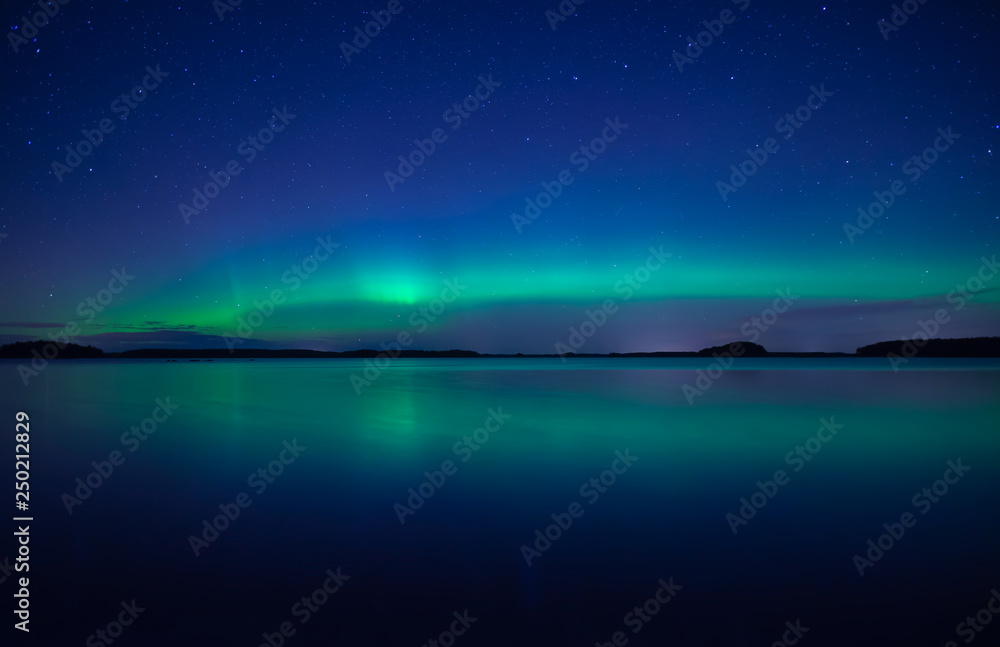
left=1, top=0, right=997, bottom=353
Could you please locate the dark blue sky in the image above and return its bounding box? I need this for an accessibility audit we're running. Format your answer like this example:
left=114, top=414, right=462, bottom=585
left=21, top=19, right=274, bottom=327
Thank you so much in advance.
left=1, top=0, right=997, bottom=352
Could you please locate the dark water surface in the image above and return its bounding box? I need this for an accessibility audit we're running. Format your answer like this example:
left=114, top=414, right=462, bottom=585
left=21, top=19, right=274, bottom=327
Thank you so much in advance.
left=4, top=358, right=999, bottom=646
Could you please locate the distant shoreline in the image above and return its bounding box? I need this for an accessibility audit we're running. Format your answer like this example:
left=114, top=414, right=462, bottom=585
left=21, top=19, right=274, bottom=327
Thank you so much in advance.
left=2, top=337, right=998, bottom=359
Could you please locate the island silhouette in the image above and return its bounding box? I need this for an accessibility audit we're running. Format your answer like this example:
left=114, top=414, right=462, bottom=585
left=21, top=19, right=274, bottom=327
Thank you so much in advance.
left=2, top=337, right=999, bottom=360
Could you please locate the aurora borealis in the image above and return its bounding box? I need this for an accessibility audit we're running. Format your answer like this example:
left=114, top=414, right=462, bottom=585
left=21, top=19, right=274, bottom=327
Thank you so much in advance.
left=1, top=1, right=997, bottom=353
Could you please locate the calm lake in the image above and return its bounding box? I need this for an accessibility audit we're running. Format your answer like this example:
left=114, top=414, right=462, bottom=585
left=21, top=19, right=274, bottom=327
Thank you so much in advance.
left=6, top=358, right=1000, bottom=646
